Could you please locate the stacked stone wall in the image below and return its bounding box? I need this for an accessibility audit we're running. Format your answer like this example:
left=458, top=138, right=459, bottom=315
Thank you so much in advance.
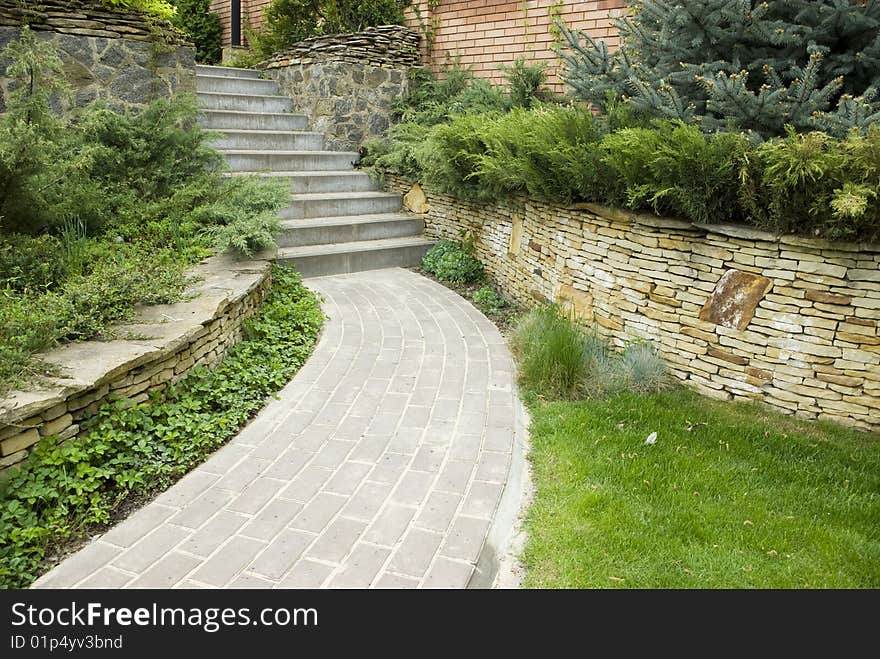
left=387, top=176, right=880, bottom=431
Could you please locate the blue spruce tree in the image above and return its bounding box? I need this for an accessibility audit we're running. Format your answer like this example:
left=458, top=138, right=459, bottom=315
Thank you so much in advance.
left=555, top=0, right=880, bottom=138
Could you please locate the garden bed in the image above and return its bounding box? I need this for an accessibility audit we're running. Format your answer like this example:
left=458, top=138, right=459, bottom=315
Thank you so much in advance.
left=0, top=265, right=323, bottom=588
left=523, top=388, right=880, bottom=588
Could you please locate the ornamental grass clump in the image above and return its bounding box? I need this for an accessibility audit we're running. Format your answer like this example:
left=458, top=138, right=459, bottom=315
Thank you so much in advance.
left=512, top=305, right=669, bottom=400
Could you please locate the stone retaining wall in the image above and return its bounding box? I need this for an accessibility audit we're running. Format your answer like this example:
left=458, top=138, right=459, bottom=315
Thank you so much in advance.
left=0, top=0, right=194, bottom=111
left=387, top=176, right=880, bottom=431
left=263, top=26, right=419, bottom=151
left=0, top=255, right=272, bottom=474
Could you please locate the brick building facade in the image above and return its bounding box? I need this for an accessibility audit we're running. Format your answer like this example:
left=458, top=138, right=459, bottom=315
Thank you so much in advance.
left=210, top=1, right=627, bottom=89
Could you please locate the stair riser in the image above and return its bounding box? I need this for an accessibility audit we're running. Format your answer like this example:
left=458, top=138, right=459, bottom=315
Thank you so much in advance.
left=282, top=196, right=402, bottom=219
left=277, top=218, right=424, bottom=247
left=197, top=93, right=292, bottom=113
left=225, top=153, right=359, bottom=172
left=196, top=76, right=280, bottom=95
left=195, top=65, right=263, bottom=79
left=209, top=132, right=324, bottom=151
left=199, top=113, right=309, bottom=131
left=279, top=243, right=432, bottom=278
left=286, top=173, right=378, bottom=194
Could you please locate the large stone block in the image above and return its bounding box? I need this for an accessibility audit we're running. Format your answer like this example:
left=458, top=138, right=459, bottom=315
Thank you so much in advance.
left=699, top=269, right=772, bottom=330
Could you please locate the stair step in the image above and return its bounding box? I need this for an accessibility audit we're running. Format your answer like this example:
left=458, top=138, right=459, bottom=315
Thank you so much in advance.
left=199, top=110, right=309, bottom=131
left=278, top=213, right=423, bottom=247
left=277, top=237, right=434, bottom=278
left=222, top=150, right=359, bottom=172
left=196, top=75, right=279, bottom=95
left=209, top=129, right=324, bottom=151
left=233, top=171, right=379, bottom=193
left=196, top=64, right=263, bottom=79
left=197, top=91, right=292, bottom=113
left=283, top=191, right=402, bottom=219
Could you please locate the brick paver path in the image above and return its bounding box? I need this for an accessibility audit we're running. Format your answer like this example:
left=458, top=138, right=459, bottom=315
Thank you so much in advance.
left=33, top=268, right=525, bottom=589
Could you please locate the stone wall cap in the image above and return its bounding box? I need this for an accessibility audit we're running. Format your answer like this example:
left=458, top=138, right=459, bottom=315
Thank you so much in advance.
left=0, top=0, right=189, bottom=45
left=695, top=222, right=780, bottom=242
left=777, top=233, right=879, bottom=253
left=576, top=202, right=694, bottom=230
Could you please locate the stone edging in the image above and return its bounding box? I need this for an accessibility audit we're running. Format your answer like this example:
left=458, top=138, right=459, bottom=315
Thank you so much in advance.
left=0, top=253, right=273, bottom=473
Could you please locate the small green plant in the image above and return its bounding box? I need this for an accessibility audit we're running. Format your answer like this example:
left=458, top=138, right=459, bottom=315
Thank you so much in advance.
left=421, top=240, right=484, bottom=284
left=499, top=58, right=550, bottom=109
left=0, top=234, right=68, bottom=294
left=195, top=176, right=288, bottom=256
left=102, top=0, right=176, bottom=19
left=617, top=341, right=668, bottom=394
left=0, top=266, right=323, bottom=588
left=600, top=120, right=747, bottom=224
left=739, top=126, right=880, bottom=240
left=391, top=62, right=509, bottom=126
left=170, top=0, right=223, bottom=64
left=473, top=285, right=507, bottom=316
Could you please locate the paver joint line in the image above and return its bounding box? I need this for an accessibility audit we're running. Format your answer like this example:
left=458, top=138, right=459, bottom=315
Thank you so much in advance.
left=32, top=268, right=527, bottom=590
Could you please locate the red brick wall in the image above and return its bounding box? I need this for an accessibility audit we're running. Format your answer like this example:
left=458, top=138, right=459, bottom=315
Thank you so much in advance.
left=405, top=1, right=628, bottom=92
left=211, top=0, right=272, bottom=48
left=211, top=0, right=628, bottom=89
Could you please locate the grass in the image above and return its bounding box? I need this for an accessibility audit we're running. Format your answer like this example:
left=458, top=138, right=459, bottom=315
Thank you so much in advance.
left=522, top=387, right=880, bottom=588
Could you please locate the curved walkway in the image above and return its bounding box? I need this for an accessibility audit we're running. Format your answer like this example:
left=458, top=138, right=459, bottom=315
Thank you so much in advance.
left=33, top=268, right=527, bottom=589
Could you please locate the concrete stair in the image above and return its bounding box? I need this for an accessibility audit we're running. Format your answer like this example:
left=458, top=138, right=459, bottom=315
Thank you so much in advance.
left=278, top=214, right=425, bottom=247
left=222, top=150, right=360, bottom=172
left=196, top=64, right=431, bottom=276
left=276, top=238, right=434, bottom=278
left=200, top=110, right=309, bottom=132
left=282, top=191, right=404, bottom=219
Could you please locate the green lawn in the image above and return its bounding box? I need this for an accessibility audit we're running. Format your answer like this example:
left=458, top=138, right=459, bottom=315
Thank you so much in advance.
left=522, top=387, right=880, bottom=588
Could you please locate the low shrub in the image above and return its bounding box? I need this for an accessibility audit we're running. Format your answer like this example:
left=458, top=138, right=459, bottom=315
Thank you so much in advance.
left=0, top=234, right=68, bottom=294
left=393, top=63, right=510, bottom=127
left=475, top=106, right=607, bottom=204
left=360, top=64, right=510, bottom=184
left=741, top=126, right=880, bottom=241
left=0, top=266, right=323, bottom=588
left=170, top=0, right=223, bottom=64
left=421, top=240, right=484, bottom=284
left=600, top=121, right=748, bottom=224
left=370, top=87, right=880, bottom=240
left=101, top=0, right=175, bottom=19
left=0, top=31, right=291, bottom=389
left=0, top=244, right=191, bottom=391
left=499, top=58, right=551, bottom=109
left=360, top=122, right=434, bottom=182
